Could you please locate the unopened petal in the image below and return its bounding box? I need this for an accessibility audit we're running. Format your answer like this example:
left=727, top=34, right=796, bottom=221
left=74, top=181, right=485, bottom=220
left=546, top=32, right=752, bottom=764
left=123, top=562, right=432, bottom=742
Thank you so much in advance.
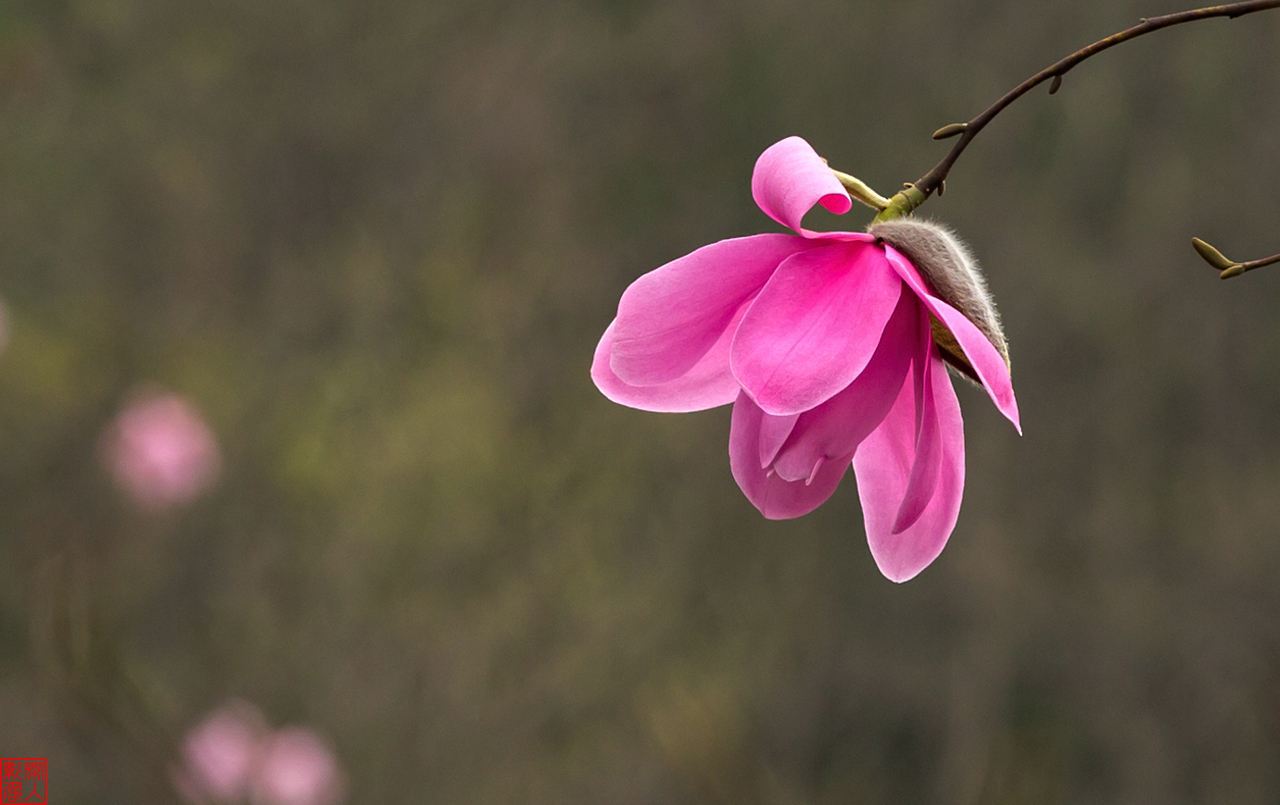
left=731, top=241, right=903, bottom=416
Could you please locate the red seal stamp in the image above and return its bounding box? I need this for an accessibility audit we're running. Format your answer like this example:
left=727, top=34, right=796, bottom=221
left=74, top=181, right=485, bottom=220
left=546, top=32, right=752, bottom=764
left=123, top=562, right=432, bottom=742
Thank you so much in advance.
left=0, top=759, right=47, bottom=804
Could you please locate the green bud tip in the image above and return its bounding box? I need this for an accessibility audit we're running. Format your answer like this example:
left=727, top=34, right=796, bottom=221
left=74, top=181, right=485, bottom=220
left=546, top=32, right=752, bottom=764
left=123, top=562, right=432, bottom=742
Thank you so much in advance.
left=931, top=123, right=968, bottom=141
left=1192, top=237, right=1238, bottom=271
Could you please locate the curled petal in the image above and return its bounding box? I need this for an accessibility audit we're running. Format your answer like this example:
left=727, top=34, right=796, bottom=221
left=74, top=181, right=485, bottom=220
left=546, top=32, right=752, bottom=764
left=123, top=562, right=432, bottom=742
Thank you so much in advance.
left=611, top=234, right=811, bottom=386
left=731, top=241, right=904, bottom=416
left=592, top=320, right=740, bottom=413
left=884, top=244, right=1021, bottom=433
left=769, top=290, right=918, bottom=482
left=729, top=392, right=850, bottom=520
left=854, top=348, right=966, bottom=583
left=752, top=136, right=853, bottom=236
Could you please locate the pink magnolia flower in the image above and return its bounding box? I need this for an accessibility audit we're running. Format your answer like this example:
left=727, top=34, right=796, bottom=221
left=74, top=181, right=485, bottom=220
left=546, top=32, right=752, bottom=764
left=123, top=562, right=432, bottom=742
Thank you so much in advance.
left=103, top=390, right=221, bottom=510
left=592, top=136, right=1020, bottom=582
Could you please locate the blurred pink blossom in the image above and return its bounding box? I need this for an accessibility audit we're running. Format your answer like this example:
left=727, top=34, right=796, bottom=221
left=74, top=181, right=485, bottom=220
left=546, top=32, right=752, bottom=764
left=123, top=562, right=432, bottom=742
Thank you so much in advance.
left=179, top=701, right=266, bottom=801
left=252, top=728, right=345, bottom=805
left=177, top=703, right=345, bottom=805
left=103, top=391, right=221, bottom=509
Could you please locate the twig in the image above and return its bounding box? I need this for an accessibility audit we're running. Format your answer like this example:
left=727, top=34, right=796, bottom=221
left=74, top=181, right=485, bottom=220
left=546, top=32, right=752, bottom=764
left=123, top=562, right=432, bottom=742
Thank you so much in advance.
left=1192, top=237, right=1280, bottom=279
left=911, top=0, right=1280, bottom=200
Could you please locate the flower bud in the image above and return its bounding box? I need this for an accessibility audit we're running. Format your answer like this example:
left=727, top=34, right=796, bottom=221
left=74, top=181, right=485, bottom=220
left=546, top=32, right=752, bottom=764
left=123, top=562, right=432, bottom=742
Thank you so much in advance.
left=869, top=219, right=1010, bottom=385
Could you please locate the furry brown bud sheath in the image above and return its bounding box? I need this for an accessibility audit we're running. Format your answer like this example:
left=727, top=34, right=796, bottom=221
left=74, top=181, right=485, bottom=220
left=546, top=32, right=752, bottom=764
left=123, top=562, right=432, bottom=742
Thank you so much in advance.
left=869, top=219, right=1010, bottom=386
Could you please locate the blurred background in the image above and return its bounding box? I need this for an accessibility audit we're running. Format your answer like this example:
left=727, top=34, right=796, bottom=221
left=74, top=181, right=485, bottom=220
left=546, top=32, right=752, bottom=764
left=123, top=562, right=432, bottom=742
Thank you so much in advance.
left=2, top=0, right=1279, bottom=802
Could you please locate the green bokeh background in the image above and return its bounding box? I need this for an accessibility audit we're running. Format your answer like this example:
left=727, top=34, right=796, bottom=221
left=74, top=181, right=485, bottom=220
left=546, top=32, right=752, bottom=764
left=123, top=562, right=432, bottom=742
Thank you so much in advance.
left=2, top=1, right=1280, bottom=802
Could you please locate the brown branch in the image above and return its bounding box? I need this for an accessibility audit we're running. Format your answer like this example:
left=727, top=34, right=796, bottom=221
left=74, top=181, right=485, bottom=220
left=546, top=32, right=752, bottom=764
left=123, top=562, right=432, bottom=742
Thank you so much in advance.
left=912, top=0, right=1280, bottom=200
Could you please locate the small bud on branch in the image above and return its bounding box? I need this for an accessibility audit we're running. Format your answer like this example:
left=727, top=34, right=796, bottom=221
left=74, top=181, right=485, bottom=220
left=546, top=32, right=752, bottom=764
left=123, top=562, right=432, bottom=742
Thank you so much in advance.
left=1192, top=237, right=1280, bottom=279
left=931, top=123, right=968, bottom=141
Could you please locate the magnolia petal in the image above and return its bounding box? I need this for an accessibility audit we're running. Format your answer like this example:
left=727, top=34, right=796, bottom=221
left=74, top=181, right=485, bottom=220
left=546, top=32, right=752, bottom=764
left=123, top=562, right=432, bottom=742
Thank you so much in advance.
left=891, top=323, right=945, bottom=534
left=611, top=234, right=811, bottom=386
left=751, top=136, right=853, bottom=236
left=757, top=412, right=799, bottom=469
left=854, top=349, right=966, bottom=583
left=592, top=320, right=741, bottom=413
left=731, top=241, right=904, bottom=417
left=730, top=392, right=850, bottom=520
left=769, top=291, right=919, bottom=482
left=884, top=244, right=1021, bottom=433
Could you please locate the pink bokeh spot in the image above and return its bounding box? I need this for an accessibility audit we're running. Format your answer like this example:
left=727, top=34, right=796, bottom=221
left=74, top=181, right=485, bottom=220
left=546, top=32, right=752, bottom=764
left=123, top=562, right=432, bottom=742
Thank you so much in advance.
left=104, top=391, right=221, bottom=509
left=252, top=728, right=345, bottom=805
left=591, top=135, right=1020, bottom=582
left=179, top=701, right=266, bottom=801
left=176, top=703, right=345, bottom=805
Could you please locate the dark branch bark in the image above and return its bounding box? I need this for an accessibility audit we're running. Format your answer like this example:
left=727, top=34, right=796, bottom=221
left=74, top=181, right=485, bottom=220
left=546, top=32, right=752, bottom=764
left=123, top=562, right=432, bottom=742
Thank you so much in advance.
left=912, top=1, right=1280, bottom=199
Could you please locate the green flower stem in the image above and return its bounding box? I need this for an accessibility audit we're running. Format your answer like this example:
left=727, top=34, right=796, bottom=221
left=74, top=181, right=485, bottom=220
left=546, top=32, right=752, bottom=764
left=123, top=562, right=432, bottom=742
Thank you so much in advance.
left=832, top=170, right=891, bottom=211
left=871, top=185, right=927, bottom=223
